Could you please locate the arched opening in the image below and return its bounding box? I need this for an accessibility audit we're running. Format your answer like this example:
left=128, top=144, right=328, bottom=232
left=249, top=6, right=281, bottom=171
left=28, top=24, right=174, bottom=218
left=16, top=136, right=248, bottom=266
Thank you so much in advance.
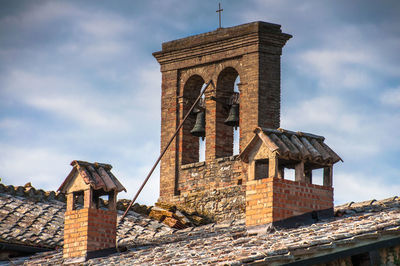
left=216, top=67, right=240, bottom=158
left=233, top=76, right=240, bottom=155
left=198, top=83, right=207, bottom=162
left=181, top=75, right=205, bottom=164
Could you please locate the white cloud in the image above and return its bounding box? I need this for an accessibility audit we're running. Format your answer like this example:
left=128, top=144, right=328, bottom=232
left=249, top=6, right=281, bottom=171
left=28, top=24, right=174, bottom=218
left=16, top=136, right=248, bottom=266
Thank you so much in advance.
left=0, top=118, right=26, bottom=131
left=1, top=1, right=82, bottom=26
left=28, top=96, right=124, bottom=129
left=334, top=172, right=400, bottom=204
left=297, top=49, right=374, bottom=90
left=79, top=16, right=131, bottom=38
left=0, top=1, right=136, bottom=63
left=1, top=70, right=129, bottom=130
left=381, top=87, right=400, bottom=107
left=132, top=67, right=162, bottom=111
left=79, top=41, right=129, bottom=59
left=282, top=96, right=363, bottom=134
left=281, top=95, right=397, bottom=160
left=74, top=12, right=133, bottom=58
left=0, top=144, right=72, bottom=190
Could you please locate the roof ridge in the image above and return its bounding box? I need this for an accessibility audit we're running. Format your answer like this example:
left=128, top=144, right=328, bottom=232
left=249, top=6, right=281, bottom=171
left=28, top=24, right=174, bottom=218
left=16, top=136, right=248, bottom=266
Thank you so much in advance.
left=71, top=160, right=112, bottom=170
left=257, top=127, right=325, bottom=141
left=0, top=183, right=66, bottom=203
left=59, top=160, right=126, bottom=193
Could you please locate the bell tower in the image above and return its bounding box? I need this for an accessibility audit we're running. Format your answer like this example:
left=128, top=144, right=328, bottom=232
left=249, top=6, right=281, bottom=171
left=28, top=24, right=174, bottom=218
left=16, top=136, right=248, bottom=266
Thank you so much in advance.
left=153, top=22, right=291, bottom=214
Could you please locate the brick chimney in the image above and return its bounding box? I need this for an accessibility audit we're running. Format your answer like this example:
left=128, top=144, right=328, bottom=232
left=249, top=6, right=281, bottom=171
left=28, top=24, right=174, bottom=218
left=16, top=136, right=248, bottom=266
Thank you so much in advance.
left=58, top=160, right=126, bottom=262
left=239, top=128, right=342, bottom=229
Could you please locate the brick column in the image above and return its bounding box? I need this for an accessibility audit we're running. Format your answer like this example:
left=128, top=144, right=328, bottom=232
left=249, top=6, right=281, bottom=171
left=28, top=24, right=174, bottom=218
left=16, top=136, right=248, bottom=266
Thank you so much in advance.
left=159, top=70, right=179, bottom=199
left=205, top=86, right=217, bottom=161
left=239, top=53, right=260, bottom=148
left=258, top=52, right=282, bottom=129
left=63, top=208, right=117, bottom=259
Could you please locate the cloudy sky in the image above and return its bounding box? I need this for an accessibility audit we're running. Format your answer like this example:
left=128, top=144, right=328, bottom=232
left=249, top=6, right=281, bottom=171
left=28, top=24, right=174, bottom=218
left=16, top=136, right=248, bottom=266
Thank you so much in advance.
left=1, top=0, right=399, bottom=205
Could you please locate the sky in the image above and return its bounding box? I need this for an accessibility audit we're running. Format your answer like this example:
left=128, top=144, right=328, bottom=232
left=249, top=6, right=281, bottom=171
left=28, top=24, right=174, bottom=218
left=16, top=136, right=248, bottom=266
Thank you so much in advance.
left=0, top=0, right=399, bottom=205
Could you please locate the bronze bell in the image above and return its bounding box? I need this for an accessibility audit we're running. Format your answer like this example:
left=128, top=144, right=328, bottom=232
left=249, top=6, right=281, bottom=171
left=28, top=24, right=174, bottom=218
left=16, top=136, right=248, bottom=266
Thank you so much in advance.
left=224, top=103, right=239, bottom=128
left=190, top=109, right=206, bottom=139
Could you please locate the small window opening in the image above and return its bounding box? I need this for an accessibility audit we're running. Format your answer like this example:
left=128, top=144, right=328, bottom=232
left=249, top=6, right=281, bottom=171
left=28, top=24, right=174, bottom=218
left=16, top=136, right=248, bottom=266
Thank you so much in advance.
left=199, top=137, right=206, bottom=162
left=92, top=190, right=109, bottom=209
left=198, top=92, right=206, bottom=162
left=312, top=168, right=324, bottom=185
left=201, top=82, right=208, bottom=93
left=99, top=195, right=109, bottom=209
left=234, top=76, right=240, bottom=93
left=233, top=128, right=240, bottom=155
left=351, top=252, right=371, bottom=266
left=182, top=75, right=205, bottom=165
left=232, top=76, right=240, bottom=155
left=284, top=168, right=295, bottom=181
left=72, top=191, right=84, bottom=210
left=279, top=159, right=297, bottom=181
left=237, top=179, right=242, bottom=185
left=255, top=159, right=269, bottom=180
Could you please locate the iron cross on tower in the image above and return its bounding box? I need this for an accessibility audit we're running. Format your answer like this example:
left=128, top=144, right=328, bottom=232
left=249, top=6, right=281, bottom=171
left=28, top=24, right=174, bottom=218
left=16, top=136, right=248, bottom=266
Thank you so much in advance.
left=216, top=3, right=223, bottom=28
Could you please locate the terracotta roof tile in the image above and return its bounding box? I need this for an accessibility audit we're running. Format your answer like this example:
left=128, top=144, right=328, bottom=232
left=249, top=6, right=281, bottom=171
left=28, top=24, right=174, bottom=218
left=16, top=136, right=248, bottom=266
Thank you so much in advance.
left=1, top=184, right=399, bottom=265
left=58, top=160, right=126, bottom=193
left=0, top=184, right=174, bottom=252
left=240, top=127, right=342, bottom=165
left=13, top=196, right=400, bottom=265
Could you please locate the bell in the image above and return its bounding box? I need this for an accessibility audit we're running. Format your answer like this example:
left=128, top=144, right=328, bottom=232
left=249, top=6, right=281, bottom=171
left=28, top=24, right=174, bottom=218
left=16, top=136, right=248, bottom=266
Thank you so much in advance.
left=190, top=110, right=206, bottom=138
left=224, top=103, right=239, bottom=128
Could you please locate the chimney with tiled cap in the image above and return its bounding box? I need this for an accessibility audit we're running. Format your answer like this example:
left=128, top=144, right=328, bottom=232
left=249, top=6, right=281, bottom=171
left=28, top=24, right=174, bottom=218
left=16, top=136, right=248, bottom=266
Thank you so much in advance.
left=58, top=160, right=126, bottom=262
left=239, top=127, right=342, bottom=229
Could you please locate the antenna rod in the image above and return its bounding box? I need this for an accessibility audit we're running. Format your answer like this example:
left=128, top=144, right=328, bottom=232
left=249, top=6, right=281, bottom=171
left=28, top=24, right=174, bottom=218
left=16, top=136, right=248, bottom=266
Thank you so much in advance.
left=121, top=80, right=214, bottom=221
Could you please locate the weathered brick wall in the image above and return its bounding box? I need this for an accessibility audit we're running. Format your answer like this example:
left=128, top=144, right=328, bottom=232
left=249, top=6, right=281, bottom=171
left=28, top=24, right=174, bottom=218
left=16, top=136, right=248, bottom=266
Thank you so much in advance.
left=178, top=156, right=243, bottom=194
left=159, top=70, right=179, bottom=198
left=63, top=208, right=116, bottom=259
left=246, top=178, right=333, bottom=227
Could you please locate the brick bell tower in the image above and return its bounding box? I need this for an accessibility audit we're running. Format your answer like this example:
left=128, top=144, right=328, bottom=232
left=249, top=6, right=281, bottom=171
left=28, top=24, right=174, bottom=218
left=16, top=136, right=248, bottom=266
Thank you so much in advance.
left=153, top=21, right=341, bottom=226
left=153, top=22, right=292, bottom=220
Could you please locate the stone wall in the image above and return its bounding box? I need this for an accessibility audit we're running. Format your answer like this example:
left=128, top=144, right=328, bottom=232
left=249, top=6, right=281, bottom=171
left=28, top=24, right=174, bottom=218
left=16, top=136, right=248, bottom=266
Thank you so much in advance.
left=159, top=156, right=247, bottom=222
left=170, top=184, right=246, bottom=222
left=379, top=245, right=400, bottom=265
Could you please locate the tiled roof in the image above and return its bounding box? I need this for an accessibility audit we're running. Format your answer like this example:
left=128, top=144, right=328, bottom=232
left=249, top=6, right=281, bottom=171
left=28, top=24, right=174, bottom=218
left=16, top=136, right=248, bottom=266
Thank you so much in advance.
left=5, top=190, right=399, bottom=265
left=0, top=184, right=174, bottom=252
left=0, top=183, right=65, bottom=249
left=240, top=127, right=342, bottom=165
left=58, top=160, right=126, bottom=194
left=0, top=193, right=64, bottom=249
